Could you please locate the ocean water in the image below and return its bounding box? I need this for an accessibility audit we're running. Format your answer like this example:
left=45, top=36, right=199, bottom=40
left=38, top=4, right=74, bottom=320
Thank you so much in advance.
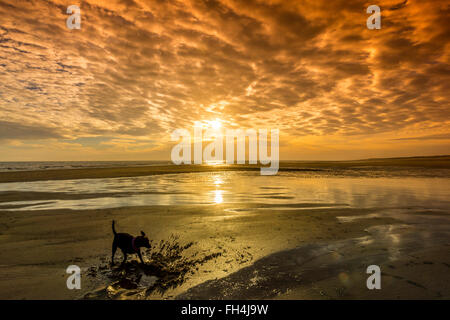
left=0, top=161, right=172, bottom=172
left=0, top=170, right=449, bottom=212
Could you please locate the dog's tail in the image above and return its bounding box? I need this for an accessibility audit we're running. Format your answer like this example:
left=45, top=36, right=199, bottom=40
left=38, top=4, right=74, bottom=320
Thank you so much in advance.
left=112, top=220, right=117, bottom=235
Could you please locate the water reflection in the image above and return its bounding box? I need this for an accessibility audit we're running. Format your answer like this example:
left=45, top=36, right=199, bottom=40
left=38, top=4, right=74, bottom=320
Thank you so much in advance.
left=0, top=171, right=449, bottom=211
left=213, top=175, right=223, bottom=186
left=214, top=190, right=223, bottom=204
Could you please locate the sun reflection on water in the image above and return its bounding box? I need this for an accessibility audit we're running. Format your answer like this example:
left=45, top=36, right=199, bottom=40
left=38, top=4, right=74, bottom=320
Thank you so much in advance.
left=214, top=190, right=223, bottom=204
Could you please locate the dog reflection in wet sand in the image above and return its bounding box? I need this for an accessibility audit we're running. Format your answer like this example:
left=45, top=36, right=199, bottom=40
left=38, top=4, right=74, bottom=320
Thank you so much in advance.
left=111, top=220, right=151, bottom=265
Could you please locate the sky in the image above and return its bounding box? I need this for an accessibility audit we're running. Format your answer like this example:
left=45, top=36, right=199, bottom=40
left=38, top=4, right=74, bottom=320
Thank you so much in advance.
left=0, top=0, right=449, bottom=161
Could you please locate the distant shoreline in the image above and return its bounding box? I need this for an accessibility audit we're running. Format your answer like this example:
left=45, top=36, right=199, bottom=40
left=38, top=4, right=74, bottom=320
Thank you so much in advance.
left=0, top=156, right=448, bottom=183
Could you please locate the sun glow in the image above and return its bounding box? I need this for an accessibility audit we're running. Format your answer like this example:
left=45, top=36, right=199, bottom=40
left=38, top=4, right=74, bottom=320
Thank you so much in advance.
left=209, top=119, right=222, bottom=130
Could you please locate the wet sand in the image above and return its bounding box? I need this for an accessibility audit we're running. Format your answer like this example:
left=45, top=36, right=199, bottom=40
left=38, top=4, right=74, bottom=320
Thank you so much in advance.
left=0, top=201, right=449, bottom=299
left=0, top=202, right=393, bottom=299
left=0, top=157, right=449, bottom=299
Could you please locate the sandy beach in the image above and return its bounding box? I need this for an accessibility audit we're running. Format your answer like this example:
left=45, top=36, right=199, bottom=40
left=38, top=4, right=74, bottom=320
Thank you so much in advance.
left=0, top=157, right=449, bottom=300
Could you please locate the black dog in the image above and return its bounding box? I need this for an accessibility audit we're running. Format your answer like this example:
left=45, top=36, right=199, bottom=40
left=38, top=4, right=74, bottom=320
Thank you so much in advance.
left=111, top=220, right=151, bottom=265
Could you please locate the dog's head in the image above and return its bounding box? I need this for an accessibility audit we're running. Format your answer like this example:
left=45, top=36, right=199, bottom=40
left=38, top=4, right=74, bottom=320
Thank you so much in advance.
left=136, top=231, right=151, bottom=249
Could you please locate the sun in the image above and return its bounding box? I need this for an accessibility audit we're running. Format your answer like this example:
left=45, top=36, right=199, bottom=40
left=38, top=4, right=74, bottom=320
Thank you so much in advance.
left=209, top=119, right=222, bottom=130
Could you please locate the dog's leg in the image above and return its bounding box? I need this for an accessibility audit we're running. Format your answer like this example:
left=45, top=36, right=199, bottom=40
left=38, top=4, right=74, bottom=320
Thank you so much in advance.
left=121, top=252, right=127, bottom=265
left=137, top=250, right=145, bottom=264
left=111, top=238, right=117, bottom=265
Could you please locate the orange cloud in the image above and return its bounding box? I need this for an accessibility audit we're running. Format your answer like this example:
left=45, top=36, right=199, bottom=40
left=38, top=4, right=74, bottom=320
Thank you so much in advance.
left=0, top=0, right=448, bottom=160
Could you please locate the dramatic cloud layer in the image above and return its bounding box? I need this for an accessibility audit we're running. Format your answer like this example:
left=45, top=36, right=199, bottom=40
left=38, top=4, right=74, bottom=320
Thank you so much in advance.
left=0, top=0, right=448, bottom=160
